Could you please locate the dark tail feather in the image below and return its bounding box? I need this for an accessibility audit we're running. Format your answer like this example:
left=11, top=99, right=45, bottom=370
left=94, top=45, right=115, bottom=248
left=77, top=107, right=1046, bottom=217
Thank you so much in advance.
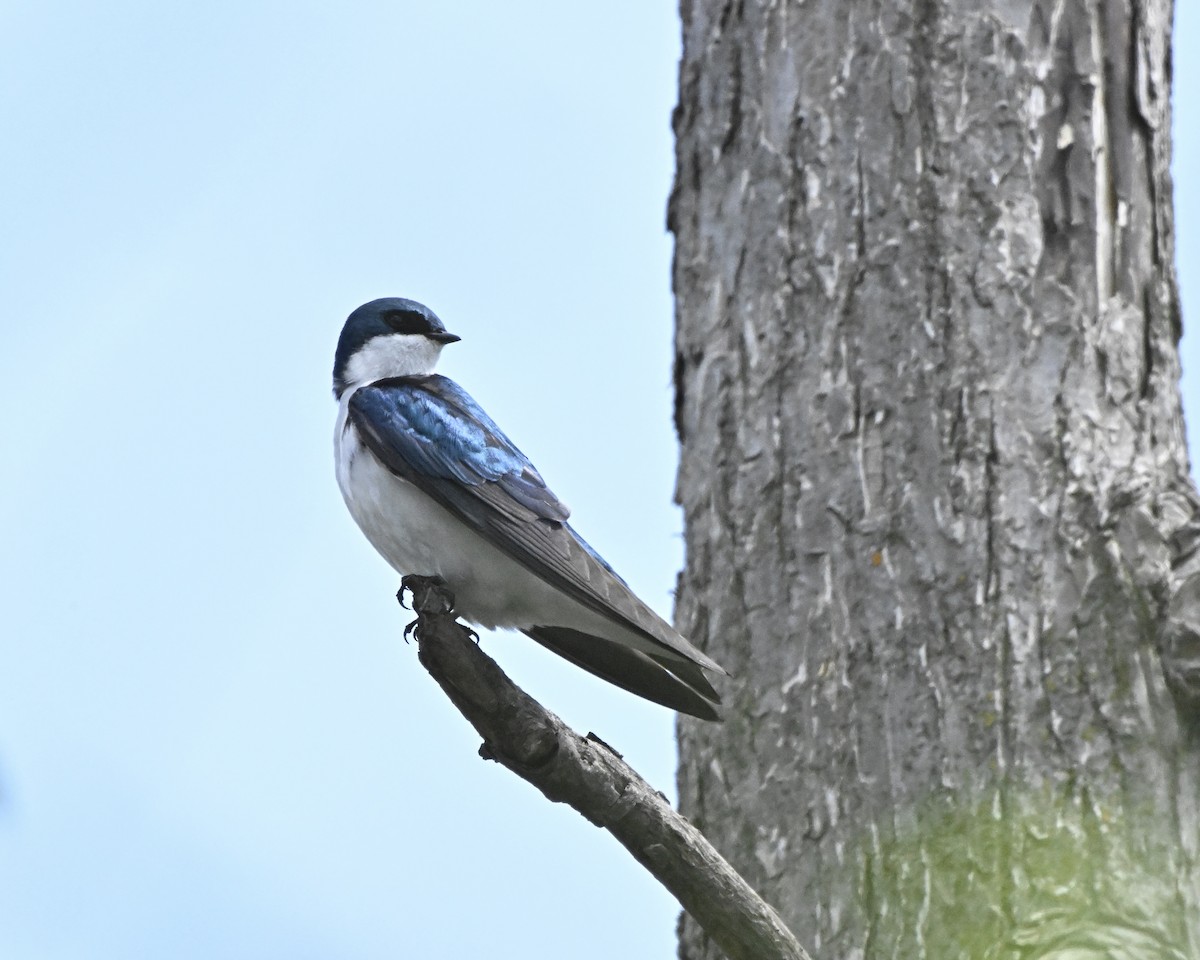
left=652, top=655, right=721, bottom=704
left=523, top=626, right=722, bottom=721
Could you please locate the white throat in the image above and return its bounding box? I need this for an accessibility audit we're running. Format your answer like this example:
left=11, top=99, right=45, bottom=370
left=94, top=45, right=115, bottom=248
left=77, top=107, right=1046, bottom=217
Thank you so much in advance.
left=343, top=334, right=444, bottom=390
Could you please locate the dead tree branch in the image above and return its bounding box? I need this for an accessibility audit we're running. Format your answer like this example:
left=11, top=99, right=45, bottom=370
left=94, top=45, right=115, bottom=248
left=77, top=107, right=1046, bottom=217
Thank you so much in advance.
left=399, top=574, right=812, bottom=960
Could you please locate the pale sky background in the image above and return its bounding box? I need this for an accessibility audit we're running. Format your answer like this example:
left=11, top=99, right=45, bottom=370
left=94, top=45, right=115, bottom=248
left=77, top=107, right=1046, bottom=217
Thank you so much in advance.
left=0, top=4, right=1195, bottom=959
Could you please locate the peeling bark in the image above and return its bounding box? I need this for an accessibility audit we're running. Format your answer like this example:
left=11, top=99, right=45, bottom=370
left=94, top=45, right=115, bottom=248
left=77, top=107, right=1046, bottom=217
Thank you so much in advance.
left=670, top=1, right=1197, bottom=956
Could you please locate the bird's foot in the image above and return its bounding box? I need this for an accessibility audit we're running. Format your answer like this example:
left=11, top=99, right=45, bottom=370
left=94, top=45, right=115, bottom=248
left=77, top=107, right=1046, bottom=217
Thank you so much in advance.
left=398, top=574, right=449, bottom=610
left=397, top=575, right=476, bottom=643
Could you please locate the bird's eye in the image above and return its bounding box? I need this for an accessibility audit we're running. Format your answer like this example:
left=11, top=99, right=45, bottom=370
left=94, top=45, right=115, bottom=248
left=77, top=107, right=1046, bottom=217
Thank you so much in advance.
left=384, top=310, right=430, bottom=336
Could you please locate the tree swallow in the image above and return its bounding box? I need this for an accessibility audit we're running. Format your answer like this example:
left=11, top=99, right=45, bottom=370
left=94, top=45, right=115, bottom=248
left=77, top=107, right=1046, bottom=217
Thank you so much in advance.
left=333, top=297, right=725, bottom=720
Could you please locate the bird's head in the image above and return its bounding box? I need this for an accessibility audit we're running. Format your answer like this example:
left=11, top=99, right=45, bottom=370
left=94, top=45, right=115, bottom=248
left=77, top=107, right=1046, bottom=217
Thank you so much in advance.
left=332, top=297, right=461, bottom=397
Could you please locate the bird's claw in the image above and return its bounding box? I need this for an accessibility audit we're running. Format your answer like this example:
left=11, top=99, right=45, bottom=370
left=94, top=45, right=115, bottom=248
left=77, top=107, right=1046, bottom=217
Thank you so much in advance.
left=398, top=575, right=464, bottom=645
left=398, top=574, right=449, bottom=611
left=403, top=617, right=475, bottom=645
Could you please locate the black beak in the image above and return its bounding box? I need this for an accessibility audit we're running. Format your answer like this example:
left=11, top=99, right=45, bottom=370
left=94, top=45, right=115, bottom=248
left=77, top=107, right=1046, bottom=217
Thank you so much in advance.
left=429, top=331, right=461, bottom=344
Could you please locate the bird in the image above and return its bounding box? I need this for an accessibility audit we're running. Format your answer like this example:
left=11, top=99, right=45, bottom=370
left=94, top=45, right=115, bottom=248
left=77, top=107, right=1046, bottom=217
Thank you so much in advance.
left=332, top=297, right=725, bottom=720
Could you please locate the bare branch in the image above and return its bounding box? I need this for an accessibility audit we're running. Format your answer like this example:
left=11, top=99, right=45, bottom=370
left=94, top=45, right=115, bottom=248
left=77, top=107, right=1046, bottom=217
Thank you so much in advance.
left=399, top=575, right=813, bottom=960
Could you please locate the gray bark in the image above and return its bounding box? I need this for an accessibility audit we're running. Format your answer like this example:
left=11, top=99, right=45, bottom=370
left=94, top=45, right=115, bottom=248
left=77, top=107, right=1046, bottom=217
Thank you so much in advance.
left=669, top=1, right=1199, bottom=957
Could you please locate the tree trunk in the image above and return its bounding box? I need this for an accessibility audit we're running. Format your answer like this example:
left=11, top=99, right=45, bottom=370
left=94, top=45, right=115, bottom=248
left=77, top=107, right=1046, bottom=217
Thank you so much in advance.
left=669, top=1, right=1199, bottom=957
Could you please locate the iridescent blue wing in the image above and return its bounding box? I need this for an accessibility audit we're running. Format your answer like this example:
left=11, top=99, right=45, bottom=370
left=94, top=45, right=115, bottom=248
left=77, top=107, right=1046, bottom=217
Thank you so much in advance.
left=349, top=375, right=570, bottom=525
left=346, top=375, right=725, bottom=690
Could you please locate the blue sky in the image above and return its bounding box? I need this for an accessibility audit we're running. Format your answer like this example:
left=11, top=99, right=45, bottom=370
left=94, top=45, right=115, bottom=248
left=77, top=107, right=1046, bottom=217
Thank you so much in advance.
left=0, top=4, right=1195, bottom=959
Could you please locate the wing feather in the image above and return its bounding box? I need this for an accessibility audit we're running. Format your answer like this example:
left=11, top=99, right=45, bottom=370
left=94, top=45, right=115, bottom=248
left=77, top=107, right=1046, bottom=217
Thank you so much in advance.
left=347, top=376, right=724, bottom=677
